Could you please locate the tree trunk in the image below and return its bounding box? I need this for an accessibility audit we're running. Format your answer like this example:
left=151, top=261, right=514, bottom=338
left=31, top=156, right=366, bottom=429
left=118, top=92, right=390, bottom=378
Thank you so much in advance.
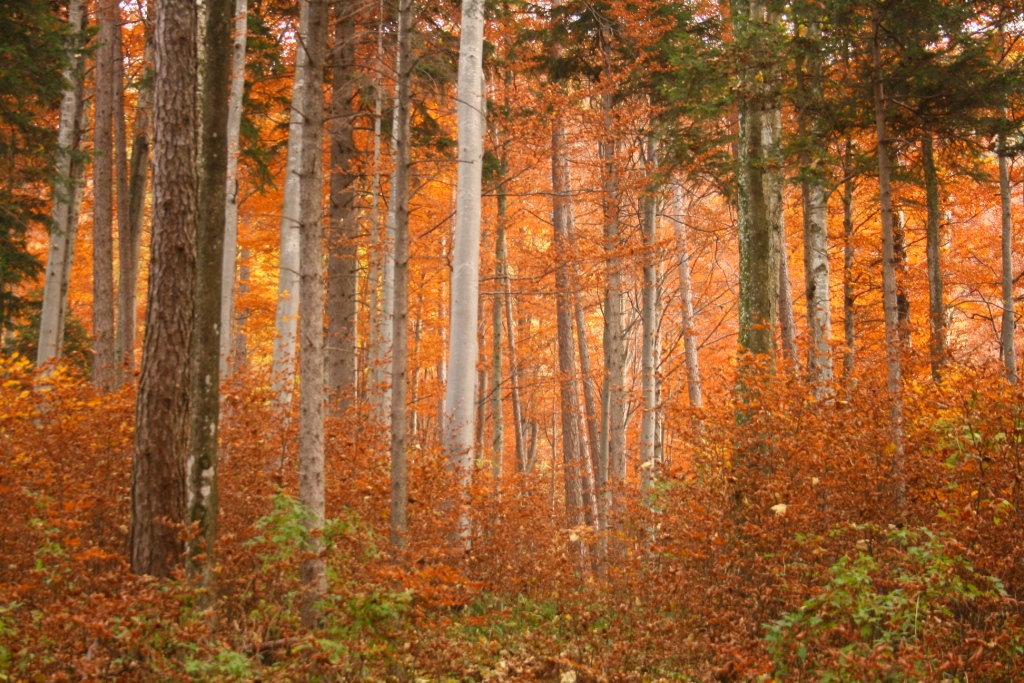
left=640, top=138, right=659, bottom=497
left=37, top=0, right=86, bottom=370
left=871, top=8, right=906, bottom=517
left=999, top=139, right=1017, bottom=384
left=778, top=216, right=799, bottom=366
left=672, top=185, right=702, bottom=410
left=895, top=210, right=910, bottom=341
left=326, top=1, right=358, bottom=406
left=219, top=0, right=247, bottom=377
left=131, top=0, right=198, bottom=577
left=443, top=0, right=486, bottom=543
left=121, top=16, right=154, bottom=377
left=92, top=0, right=117, bottom=391
left=503, top=248, right=527, bottom=473
left=922, top=135, right=944, bottom=379
left=799, top=20, right=832, bottom=394
left=600, top=42, right=626, bottom=497
left=492, top=179, right=507, bottom=478
left=842, top=143, right=856, bottom=380
left=365, top=0, right=385, bottom=403
left=113, top=14, right=132, bottom=379
left=389, top=0, right=414, bottom=549
left=553, top=117, right=596, bottom=537
left=270, top=0, right=310, bottom=406
left=734, top=0, right=780, bottom=360
left=296, top=0, right=329, bottom=624
left=187, top=0, right=234, bottom=576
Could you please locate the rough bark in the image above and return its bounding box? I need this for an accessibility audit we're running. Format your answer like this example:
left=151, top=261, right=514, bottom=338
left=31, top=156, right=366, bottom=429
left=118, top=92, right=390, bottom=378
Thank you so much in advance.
left=389, top=0, right=414, bottom=549
left=326, top=1, right=358, bottom=405
left=443, top=0, right=486, bottom=542
left=922, top=135, right=944, bottom=379
left=296, top=0, right=329, bottom=624
left=187, top=0, right=234, bottom=575
left=92, top=0, right=117, bottom=391
left=999, top=140, right=1017, bottom=384
left=871, top=9, right=906, bottom=517
left=673, top=185, right=702, bottom=410
left=219, top=0, right=247, bottom=377
left=270, top=0, right=310, bottom=406
left=37, top=0, right=86, bottom=370
left=131, top=0, right=198, bottom=577
left=734, top=0, right=780, bottom=360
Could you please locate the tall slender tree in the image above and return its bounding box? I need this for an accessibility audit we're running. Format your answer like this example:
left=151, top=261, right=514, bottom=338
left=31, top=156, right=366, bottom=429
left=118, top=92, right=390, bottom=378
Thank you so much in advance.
left=131, top=0, right=198, bottom=577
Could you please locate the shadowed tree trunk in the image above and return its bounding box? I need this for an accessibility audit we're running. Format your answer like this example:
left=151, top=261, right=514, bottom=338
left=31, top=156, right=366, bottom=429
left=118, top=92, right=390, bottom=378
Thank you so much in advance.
left=842, top=143, right=856, bottom=380
left=922, top=135, right=945, bottom=379
left=187, top=0, right=234, bottom=576
left=296, top=0, right=330, bottom=625
left=326, top=1, right=358, bottom=406
left=672, top=185, right=702, bottom=410
left=872, top=7, right=906, bottom=517
left=640, top=138, right=659, bottom=497
left=131, top=0, right=198, bottom=577
left=999, top=136, right=1017, bottom=385
left=113, top=13, right=131, bottom=379
left=389, top=0, right=414, bottom=549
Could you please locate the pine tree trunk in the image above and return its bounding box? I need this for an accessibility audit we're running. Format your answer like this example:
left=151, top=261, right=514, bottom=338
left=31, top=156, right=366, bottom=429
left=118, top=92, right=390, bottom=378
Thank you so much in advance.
left=673, top=185, right=702, bottom=410
left=131, top=0, right=198, bottom=577
left=326, top=1, right=358, bottom=405
left=443, top=0, right=486, bottom=543
left=219, top=0, right=247, bottom=377
left=270, top=0, right=310, bottom=406
left=921, top=135, right=944, bottom=379
left=999, top=140, right=1017, bottom=384
left=296, top=0, right=329, bottom=624
left=389, top=0, right=414, bottom=548
left=92, top=0, right=117, bottom=391
left=871, top=8, right=906, bottom=517
left=187, top=0, right=234, bottom=576
left=37, top=0, right=86, bottom=370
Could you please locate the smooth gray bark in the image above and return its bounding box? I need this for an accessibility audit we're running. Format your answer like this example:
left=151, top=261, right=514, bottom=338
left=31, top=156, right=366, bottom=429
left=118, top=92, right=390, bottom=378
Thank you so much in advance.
left=922, top=135, right=944, bottom=379
left=672, top=185, right=702, bottom=410
left=444, top=0, right=487, bottom=542
left=219, top=0, right=247, bottom=377
left=999, top=142, right=1017, bottom=384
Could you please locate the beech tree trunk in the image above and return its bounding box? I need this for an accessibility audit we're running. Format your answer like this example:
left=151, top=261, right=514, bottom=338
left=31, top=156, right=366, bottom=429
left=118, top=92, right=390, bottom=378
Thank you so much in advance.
left=600, top=41, right=626, bottom=495
left=640, top=139, right=659, bottom=497
left=443, top=0, right=486, bottom=542
left=673, top=185, right=702, bottom=410
left=187, top=0, right=234, bottom=574
left=365, top=0, right=385, bottom=403
left=37, top=0, right=86, bottom=370
left=503, top=248, right=528, bottom=473
left=92, top=0, right=117, bottom=391
left=296, top=0, right=330, bottom=624
left=389, top=0, right=414, bottom=548
left=219, top=0, right=247, bottom=377
left=871, top=8, right=906, bottom=517
left=999, top=140, right=1017, bottom=384
left=270, top=0, right=310, bottom=406
left=922, top=135, right=944, bottom=379
left=492, top=174, right=507, bottom=477
left=326, top=1, right=359, bottom=405
left=131, top=0, right=198, bottom=577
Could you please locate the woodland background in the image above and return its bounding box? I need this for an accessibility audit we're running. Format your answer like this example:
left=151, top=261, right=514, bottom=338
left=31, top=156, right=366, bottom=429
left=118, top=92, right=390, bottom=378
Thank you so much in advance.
left=4, top=0, right=1024, bottom=680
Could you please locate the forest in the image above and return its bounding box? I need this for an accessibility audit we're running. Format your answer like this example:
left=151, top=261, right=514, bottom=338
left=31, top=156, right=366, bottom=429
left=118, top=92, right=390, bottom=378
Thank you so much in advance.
left=3, top=0, right=1024, bottom=679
